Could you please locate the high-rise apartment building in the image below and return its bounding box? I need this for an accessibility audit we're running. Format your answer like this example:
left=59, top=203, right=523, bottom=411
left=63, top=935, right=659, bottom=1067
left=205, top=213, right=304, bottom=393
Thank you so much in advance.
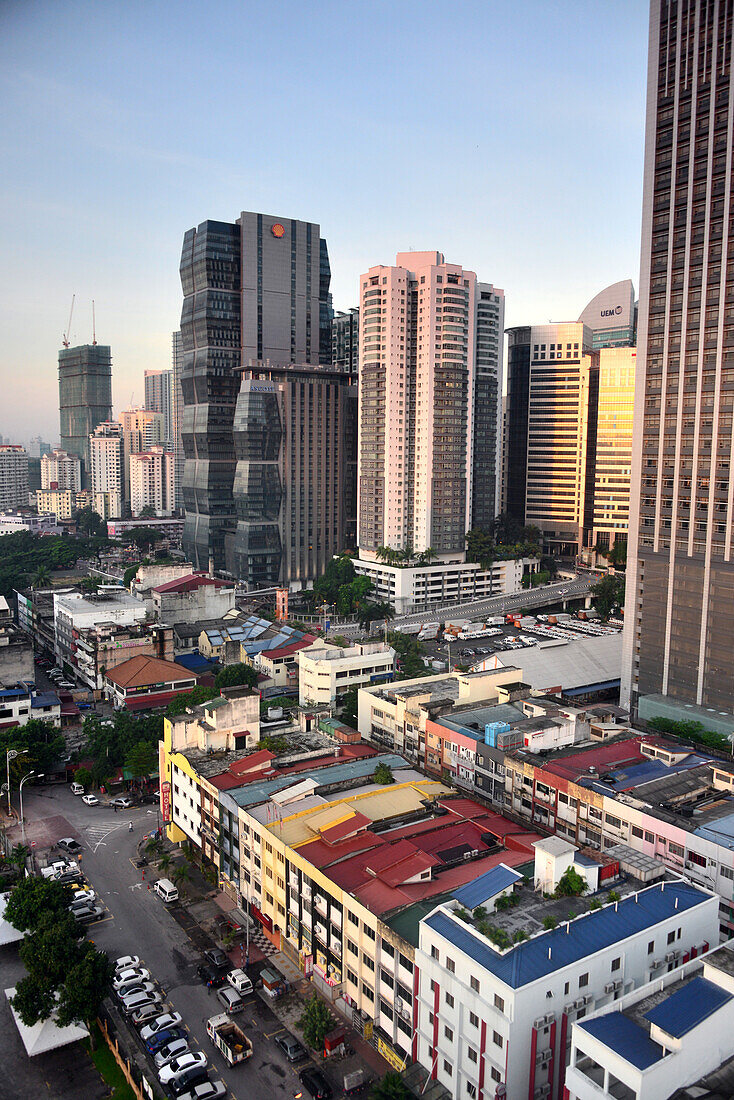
left=89, top=422, right=124, bottom=518
left=179, top=212, right=333, bottom=572
left=226, top=362, right=357, bottom=588
left=0, top=445, right=29, bottom=510
left=120, top=408, right=165, bottom=495
left=332, top=308, right=360, bottom=375
left=358, top=252, right=479, bottom=558
left=622, top=0, right=734, bottom=715
left=58, top=344, right=112, bottom=478
left=29, top=437, right=52, bottom=459
left=40, top=449, right=82, bottom=493
left=144, top=369, right=173, bottom=442
left=471, top=283, right=505, bottom=531
left=172, top=331, right=184, bottom=510
left=129, top=445, right=175, bottom=517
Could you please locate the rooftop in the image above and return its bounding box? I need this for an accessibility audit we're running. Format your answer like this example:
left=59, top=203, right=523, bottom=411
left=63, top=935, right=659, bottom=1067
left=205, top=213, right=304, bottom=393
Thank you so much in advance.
left=578, top=1012, right=664, bottom=1070
left=105, top=654, right=196, bottom=688
left=485, top=631, right=622, bottom=693
left=154, top=572, right=234, bottom=594
left=54, top=587, right=144, bottom=617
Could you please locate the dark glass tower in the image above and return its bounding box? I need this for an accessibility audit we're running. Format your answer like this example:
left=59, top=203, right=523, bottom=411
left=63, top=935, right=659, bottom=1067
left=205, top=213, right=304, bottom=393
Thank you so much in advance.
left=622, top=0, right=734, bottom=713
left=179, top=212, right=333, bottom=571
left=471, top=284, right=505, bottom=531
left=503, top=328, right=532, bottom=524
left=58, top=344, right=112, bottom=481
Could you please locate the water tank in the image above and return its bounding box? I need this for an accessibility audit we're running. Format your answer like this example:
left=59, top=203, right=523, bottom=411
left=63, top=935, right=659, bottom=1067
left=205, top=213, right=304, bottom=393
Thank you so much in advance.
left=267, top=706, right=283, bottom=721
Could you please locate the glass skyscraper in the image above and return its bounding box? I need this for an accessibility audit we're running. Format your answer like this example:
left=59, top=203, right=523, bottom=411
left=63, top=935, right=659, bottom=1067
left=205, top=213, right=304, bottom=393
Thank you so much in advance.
left=58, top=344, right=113, bottom=481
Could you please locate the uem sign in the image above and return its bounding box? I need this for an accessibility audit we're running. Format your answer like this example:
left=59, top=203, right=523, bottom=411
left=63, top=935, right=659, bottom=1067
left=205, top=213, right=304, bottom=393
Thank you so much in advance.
left=600, top=306, right=624, bottom=318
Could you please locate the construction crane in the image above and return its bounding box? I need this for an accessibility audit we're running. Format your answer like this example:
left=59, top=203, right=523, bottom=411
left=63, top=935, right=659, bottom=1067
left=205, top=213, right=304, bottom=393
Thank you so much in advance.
left=62, top=294, right=75, bottom=348
left=92, top=300, right=97, bottom=345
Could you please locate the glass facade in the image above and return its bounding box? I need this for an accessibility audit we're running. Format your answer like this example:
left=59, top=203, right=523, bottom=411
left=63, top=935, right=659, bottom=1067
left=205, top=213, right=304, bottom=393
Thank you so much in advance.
left=471, top=286, right=505, bottom=531
left=58, top=344, right=112, bottom=481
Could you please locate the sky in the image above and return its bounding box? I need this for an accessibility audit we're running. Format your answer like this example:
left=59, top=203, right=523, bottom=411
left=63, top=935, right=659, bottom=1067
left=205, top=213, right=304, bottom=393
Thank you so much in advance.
left=0, top=0, right=649, bottom=444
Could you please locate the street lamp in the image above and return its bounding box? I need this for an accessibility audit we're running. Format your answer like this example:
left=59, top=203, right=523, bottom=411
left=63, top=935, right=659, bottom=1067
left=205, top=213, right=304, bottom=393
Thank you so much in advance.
left=6, top=749, right=28, bottom=818
left=19, top=772, right=43, bottom=845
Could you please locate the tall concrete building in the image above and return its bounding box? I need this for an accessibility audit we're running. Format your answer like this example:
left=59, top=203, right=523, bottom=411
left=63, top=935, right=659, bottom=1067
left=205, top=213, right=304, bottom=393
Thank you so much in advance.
left=471, top=283, right=505, bottom=530
left=0, top=445, right=29, bottom=510
left=622, top=0, right=734, bottom=715
left=171, top=331, right=184, bottom=510
left=179, top=212, right=333, bottom=572
left=129, top=445, right=175, bottom=517
left=591, top=346, right=636, bottom=556
left=120, top=408, right=165, bottom=496
left=332, top=308, right=360, bottom=375
left=226, top=362, right=357, bottom=588
left=40, top=449, right=81, bottom=493
left=144, top=369, right=173, bottom=442
left=58, top=344, right=112, bottom=478
left=89, top=422, right=124, bottom=518
left=578, top=278, right=637, bottom=349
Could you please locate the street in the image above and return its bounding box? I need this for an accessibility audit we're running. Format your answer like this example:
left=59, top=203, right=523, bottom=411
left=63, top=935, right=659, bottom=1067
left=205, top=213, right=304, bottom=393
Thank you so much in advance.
left=10, top=784, right=314, bottom=1100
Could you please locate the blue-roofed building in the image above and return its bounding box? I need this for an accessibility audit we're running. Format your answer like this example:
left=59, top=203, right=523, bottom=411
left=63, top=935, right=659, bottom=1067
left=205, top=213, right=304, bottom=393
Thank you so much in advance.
left=0, top=683, right=61, bottom=729
left=567, top=944, right=734, bottom=1100
left=414, top=837, right=720, bottom=1100
left=452, top=864, right=523, bottom=912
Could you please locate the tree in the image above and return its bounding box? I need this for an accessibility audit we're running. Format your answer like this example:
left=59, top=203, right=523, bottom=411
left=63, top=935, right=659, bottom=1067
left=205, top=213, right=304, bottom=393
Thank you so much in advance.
left=370, top=1071, right=410, bottom=1100
left=138, top=505, right=157, bottom=519
left=129, top=527, right=163, bottom=551
left=78, top=576, right=100, bottom=594
left=158, top=853, right=172, bottom=874
left=11, top=975, right=56, bottom=1026
left=373, top=762, right=394, bottom=785
left=214, top=663, right=258, bottom=692
left=30, top=565, right=51, bottom=589
left=166, top=686, right=218, bottom=718
left=5, top=877, right=75, bottom=933
left=297, top=992, right=334, bottom=1050
left=590, top=575, right=625, bottom=620
left=554, top=867, right=587, bottom=897
left=125, top=740, right=157, bottom=782
left=171, top=863, right=191, bottom=895
left=10, top=844, right=30, bottom=872
left=123, top=562, right=142, bottom=587
left=339, top=686, right=359, bottom=728
left=74, top=507, right=105, bottom=538
left=56, top=942, right=114, bottom=1047
left=20, top=911, right=82, bottom=989
left=73, top=767, right=93, bottom=789
left=0, top=718, right=66, bottom=775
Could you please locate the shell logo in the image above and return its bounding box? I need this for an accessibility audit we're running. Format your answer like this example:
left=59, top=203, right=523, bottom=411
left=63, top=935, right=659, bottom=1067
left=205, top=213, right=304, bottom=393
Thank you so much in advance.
left=271, top=223, right=285, bottom=238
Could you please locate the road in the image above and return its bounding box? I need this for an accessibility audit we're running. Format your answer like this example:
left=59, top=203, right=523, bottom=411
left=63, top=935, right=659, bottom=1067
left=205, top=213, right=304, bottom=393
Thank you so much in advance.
left=16, top=785, right=310, bottom=1100
left=329, top=575, right=597, bottom=638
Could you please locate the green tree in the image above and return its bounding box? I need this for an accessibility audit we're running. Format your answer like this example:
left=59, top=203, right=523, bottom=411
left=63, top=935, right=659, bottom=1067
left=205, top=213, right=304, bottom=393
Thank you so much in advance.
left=5, top=877, right=75, bottom=933
left=166, top=686, right=218, bottom=718
left=129, top=527, right=163, bottom=551
left=123, top=562, right=142, bottom=587
left=370, top=1071, right=410, bottom=1100
left=74, top=507, right=105, bottom=538
left=158, top=852, right=172, bottom=874
left=137, top=505, right=157, bottom=519
left=10, top=844, right=30, bottom=872
left=0, top=718, right=66, bottom=776
left=20, top=911, right=82, bottom=988
left=554, top=867, right=587, bottom=897
left=297, top=992, right=334, bottom=1050
left=171, top=863, right=191, bottom=895
left=56, top=942, right=114, bottom=1047
left=125, top=740, right=157, bottom=782
left=73, top=767, right=93, bottom=789
left=214, top=663, right=258, bottom=692
left=11, top=975, right=56, bottom=1026
left=30, top=565, right=51, bottom=589
left=339, top=686, right=359, bottom=728
left=373, top=762, right=394, bottom=785
left=591, top=575, right=625, bottom=620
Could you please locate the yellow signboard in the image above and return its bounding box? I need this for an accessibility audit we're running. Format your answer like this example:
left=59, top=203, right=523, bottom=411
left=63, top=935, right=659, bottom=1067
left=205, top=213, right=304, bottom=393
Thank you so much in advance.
left=376, top=1035, right=407, bottom=1072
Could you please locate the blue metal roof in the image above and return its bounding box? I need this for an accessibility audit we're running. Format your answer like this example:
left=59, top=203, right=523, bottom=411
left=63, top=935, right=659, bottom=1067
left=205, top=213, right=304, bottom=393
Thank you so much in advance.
left=175, top=653, right=213, bottom=672
left=424, top=881, right=710, bottom=989
left=453, top=865, right=523, bottom=910
left=644, top=976, right=732, bottom=1038
left=227, top=753, right=411, bottom=809
left=578, top=1013, right=664, bottom=1070
left=31, top=692, right=60, bottom=707
left=562, top=679, right=620, bottom=696
left=0, top=687, right=26, bottom=699
left=695, top=810, right=734, bottom=850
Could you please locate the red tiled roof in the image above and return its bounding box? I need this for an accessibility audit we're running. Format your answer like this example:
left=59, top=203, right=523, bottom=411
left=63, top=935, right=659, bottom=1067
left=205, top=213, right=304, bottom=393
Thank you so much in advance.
left=207, top=744, right=378, bottom=793
left=153, top=572, right=232, bottom=594
left=227, top=750, right=275, bottom=776
left=106, top=654, right=197, bottom=689
left=318, top=811, right=372, bottom=845
left=541, top=737, right=647, bottom=782
left=125, top=688, right=196, bottom=711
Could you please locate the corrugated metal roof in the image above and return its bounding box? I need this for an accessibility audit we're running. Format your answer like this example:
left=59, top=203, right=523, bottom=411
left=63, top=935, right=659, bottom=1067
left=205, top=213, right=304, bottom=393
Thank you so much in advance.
left=488, top=632, right=622, bottom=692
left=578, top=1013, right=664, bottom=1070
left=644, top=976, right=732, bottom=1038
left=424, top=880, right=710, bottom=989
left=452, top=864, right=524, bottom=910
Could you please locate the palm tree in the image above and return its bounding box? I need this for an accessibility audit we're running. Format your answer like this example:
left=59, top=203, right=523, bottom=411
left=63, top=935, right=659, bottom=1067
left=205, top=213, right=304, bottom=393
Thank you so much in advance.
left=145, top=836, right=163, bottom=857
left=158, top=852, right=172, bottom=874
left=30, top=565, right=51, bottom=589
left=10, top=844, right=30, bottom=872
left=171, top=863, right=191, bottom=895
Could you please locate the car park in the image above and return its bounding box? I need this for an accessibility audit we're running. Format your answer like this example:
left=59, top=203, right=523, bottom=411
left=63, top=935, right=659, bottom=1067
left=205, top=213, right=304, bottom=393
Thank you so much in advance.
left=275, top=1033, right=307, bottom=1062
left=154, top=1037, right=190, bottom=1068
left=117, top=980, right=156, bottom=1001
left=175, top=1082, right=226, bottom=1100
left=226, top=968, right=252, bottom=995
left=132, top=1002, right=165, bottom=1027
left=299, top=1066, right=333, bottom=1100
left=81, top=794, right=99, bottom=806
left=146, top=1027, right=186, bottom=1054
left=73, top=904, right=105, bottom=924
left=57, top=837, right=83, bottom=854
left=215, top=987, right=243, bottom=1015
left=114, top=954, right=141, bottom=972
left=110, top=796, right=132, bottom=809
left=159, top=1052, right=208, bottom=1085
left=197, top=964, right=225, bottom=988
left=69, top=896, right=96, bottom=914
left=140, top=1012, right=182, bottom=1042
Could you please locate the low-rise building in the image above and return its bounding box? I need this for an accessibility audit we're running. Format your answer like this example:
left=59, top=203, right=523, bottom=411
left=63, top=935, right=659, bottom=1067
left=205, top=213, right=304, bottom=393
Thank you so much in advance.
left=298, top=640, right=395, bottom=707
left=150, top=572, right=236, bottom=625
left=198, top=614, right=315, bottom=666
left=0, top=684, right=61, bottom=729
left=54, top=587, right=148, bottom=675
left=71, top=621, right=173, bottom=694
left=0, top=611, right=34, bottom=683
left=0, top=513, right=61, bottom=536
left=415, top=840, right=719, bottom=1100
left=104, top=654, right=197, bottom=710
left=106, top=517, right=184, bottom=544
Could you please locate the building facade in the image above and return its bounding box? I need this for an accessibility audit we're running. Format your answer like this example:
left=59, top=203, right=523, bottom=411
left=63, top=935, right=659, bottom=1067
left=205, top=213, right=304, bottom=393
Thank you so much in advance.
left=120, top=407, right=165, bottom=496
left=58, top=344, right=112, bottom=478
left=0, top=445, right=29, bottom=510
left=172, top=330, right=184, bottom=510
left=332, top=308, right=360, bottom=375
left=129, top=445, right=175, bottom=517
left=577, top=278, right=637, bottom=350
left=144, top=368, right=173, bottom=443
left=471, top=284, right=506, bottom=532
left=297, top=640, right=396, bottom=706
left=40, top=449, right=81, bottom=493
left=591, top=347, right=636, bottom=556
left=179, top=212, right=333, bottom=572
left=89, top=421, right=124, bottom=518
left=622, top=0, right=734, bottom=715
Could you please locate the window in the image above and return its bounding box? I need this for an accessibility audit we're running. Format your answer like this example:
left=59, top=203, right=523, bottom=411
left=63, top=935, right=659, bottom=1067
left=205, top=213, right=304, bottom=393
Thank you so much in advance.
left=361, top=983, right=374, bottom=1001
left=348, top=911, right=359, bottom=926
left=470, top=976, right=480, bottom=993
left=380, top=969, right=393, bottom=988
left=721, top=866, right=734, bottom=880
left=689, top=851, right=706, bottom=867
left=347, top=940, right=358, bottom=956
left=467, top=1085, right=477, bottom=1099
left=564, top=982, right=569, bottom=995
left=648, top=940, right=655, bottom=955
left=443, top=1060, right=452, bottom=1077
left=347, top=969, right=358, bottom=986
left=491, top=1067, right=501, bottom=1083
left=493, top=1031, right=503, bottom=1047
left=645, top=831, right=654, bottom=843
left=445, top=992, right=454, bottom=1008
left=611, top=957, right=621, bottom=972
left=382, top=940, right=395, bottom=958
left=431, top=946, right=439, bottom=960
left=494, top=994, right=504, bottom=1013
left=579, top=973, right=589, bottom=988
left=667, top=931, right=676, bottom=945
left=444, top=1025, right=453, bottom=1041
left=430, top=980, right=437, bottom=993
left=668, top=842, right=684, bottom=857
left=446, top=957, right=455, bottom=974
left=364, top=925, right=376, bottom=940
left=468, top=1047, right=478, bottom=1063
left=362, top=955, right=375, bottom=971
left=632, top=826, right=644, bottom=839
left=469, top=1011, right=479, bottom=1028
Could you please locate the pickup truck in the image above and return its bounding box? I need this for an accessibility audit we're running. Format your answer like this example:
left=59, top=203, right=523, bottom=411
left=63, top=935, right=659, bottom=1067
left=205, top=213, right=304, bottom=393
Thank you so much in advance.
left=206, top=1013, right=253, bottom=1066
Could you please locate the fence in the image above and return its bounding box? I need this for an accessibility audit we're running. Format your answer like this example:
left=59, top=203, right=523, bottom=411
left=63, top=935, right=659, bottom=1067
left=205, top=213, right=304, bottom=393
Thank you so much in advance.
left=97, top=1013, right=154, bottom=1099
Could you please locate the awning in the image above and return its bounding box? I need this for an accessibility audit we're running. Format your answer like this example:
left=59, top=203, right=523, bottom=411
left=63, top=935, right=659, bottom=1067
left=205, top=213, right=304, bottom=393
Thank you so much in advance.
left=562, top=680, right=620, bottom=696
left=5, top=988, right=88, bottom=1055
left=0, top=894, right=23, bottom=946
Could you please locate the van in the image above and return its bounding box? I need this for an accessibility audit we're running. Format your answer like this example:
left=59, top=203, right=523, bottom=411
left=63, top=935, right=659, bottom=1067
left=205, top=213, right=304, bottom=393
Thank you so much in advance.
left=154, top=878, right=179, bottom=904
left=227, top=968, right=253, bottom=996
left=216, top=986, right=244, bottom=1014
left=70, top=782, right=84, bottom=796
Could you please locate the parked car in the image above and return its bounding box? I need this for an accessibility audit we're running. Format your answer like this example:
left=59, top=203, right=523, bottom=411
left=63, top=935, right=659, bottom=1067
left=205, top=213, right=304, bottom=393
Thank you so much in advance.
left=109, top=796, right=133, bottom=809
left=275, top=1033, right=307, bottom=1062
left=122, top=992, right=163, bottom=1017
left=175, top=1082, right=226, bottom=1100
left=114, top=954, right=140, bottom=972
left=140, top=1012, right=182, bottom=1041
left=81, top=794, right=99, bottom=806
left=197, top=964, right=225, bottom=988
left=57, top=837, right=83, bottom=854
left=146, top=1027, right=186, bottom=1054
left=73, top=904, right=105, bottom=924
left=69, top=897, right=96, bottom=915
left=154, top=1037, right=190, bottom=1068
left=117, top=980, right=156, bottom=1001
left=113, top=967, right=150, bottom=990
left=203, top=948, right=230, bottom=972
left=299, top=1066, right=333, bottom=1100
left=159, top=1052, right=208, bottom=1085
left=132, top=1002, right=165, bottom=1027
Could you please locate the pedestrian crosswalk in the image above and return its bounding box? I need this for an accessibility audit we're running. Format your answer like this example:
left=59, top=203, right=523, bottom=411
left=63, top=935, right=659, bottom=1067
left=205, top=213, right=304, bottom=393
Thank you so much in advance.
left=83, top=820, right=126, bottom=850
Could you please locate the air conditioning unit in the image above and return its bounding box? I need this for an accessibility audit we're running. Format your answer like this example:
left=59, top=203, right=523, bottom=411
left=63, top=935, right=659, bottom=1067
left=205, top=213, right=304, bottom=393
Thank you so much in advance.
left=400, top=1005, right=411, bottom=1021
left=665, top=951, right=679, bottom=963
left=395, top=997, right=403, bottom=1012
left=582, top=994, right=593, bottom=1006
left=534, top=1086, right=551, bottom=1099
left=543, top=1012, right=554, bottom=1026
left=536, top=1049, right=552, bottom=1066
left=564, top=1002, right=576, bottom=1015
left=533, top=1017, right=548, bottom=1031
left=650, top=959, right=664, bottom=970
left=604, top=982, right=616, bottom=994
left=575, top=998, right=586, bottom=1010
left=613, top=979, right=623, bottom=992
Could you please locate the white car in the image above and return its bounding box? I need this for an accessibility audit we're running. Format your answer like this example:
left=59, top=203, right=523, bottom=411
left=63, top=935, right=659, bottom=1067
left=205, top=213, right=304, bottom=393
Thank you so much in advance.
left=140, top=1012, right=183, bottom=1041
left=114, top=955, right=141, bottom=972
left=81, top=794, right=99, bottom=806
left=113, top=967, right=150, bottom=990
left=177, top=1083, right=226, bottom=1100
left=118, top=981, right=156, bottom=1002
left=158, top=1051, right=207, bottom=1085
left=154, top=1037, right=189, bottom=1068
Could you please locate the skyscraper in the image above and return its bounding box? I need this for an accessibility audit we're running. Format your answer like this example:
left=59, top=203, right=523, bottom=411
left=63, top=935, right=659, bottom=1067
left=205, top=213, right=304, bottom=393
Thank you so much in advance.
left=58, top=344, right=112, bottom=478
left=332, top=308, right=360, bottom=375
left=622, top=0, right=734, bottom=715
left=0, top=445, right=29, bottom=510
left=172, top=331, right=184, bottom=510
left=179, top=212, right=333, bottom=571
left=129, top=445, right=175, bottom=517
left=40, top=449, right=82, bottom=493
left=471, top=283, right=505, bottom=531
left=89, top=421, right=124, bottom=518
left=577, top=278, right=637, bottom=350
left=144, top=369, right=173, bottom=442
left=120, top=408, right=165, bottom=497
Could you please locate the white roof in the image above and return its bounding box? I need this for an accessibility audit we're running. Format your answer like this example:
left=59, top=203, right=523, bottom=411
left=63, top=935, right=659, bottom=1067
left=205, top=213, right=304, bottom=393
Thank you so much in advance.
left=486, top=633, right=622, bottom=691
left=270, top=778, right=318, bottom=806
left=5, top=988, right=88, bottom=1055
left=0, top=893, right=23, bottom=946
left=533, top=837, right=577, bottom=857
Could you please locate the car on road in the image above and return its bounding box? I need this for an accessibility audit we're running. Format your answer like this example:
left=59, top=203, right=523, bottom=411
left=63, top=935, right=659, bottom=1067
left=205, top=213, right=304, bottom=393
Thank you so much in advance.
left=114, top=954, right=140, bottom=972
left=203, top=948, right=230, bottom=972
left=159, top=1051, right=208, bottom=1085
left=113, top=967, right=151, bottom=990
left=154, top=1037, right=190, bottom=1068
left=58, top=680, right=75, bottom=689
left=299, top=1066, right=333, bottom=1100
left=73, top=904, right=105, bottom=924
left=139, top=1012, right=182, bottom=1040
left=81, top=794, right=99, bottom=806
left=110, top=796, right=133, bottom=809
left=275, top=1032, right=307, bottom=1062
left=146, top=1026, right=186, bottom=1054
left=175, top=1082, right=226, bottom=1100
left=196, top=964, right=225, bottom=988
left=57, top=837, right=83, bottom=854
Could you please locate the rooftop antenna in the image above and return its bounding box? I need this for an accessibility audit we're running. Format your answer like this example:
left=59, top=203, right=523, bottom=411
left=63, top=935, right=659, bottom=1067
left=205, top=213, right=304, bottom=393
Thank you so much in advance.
left=92, top=300, right=97, bottom=345
left=62, top=294, right=75, bottom=348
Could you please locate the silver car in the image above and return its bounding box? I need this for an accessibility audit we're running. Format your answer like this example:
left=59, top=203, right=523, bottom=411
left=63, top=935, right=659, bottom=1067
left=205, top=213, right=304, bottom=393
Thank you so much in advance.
left=154, top=1037, right=189, bottom=1068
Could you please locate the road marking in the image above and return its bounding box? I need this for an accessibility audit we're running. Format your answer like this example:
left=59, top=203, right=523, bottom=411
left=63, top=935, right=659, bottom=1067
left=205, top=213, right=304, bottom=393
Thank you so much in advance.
left=84, top=820, right=127, bottom=852
left=129, top=882, right=143, bottom=891
left=265, top=1027, right=286, bottom=1038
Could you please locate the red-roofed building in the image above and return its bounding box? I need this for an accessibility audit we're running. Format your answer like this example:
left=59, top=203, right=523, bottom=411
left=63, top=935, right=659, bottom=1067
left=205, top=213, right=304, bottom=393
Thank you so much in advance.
left=104, top=655, right=198, bottom=710
left=151, top=571, right=236, bottom=625
left=248, top=635, right=317, bottom=695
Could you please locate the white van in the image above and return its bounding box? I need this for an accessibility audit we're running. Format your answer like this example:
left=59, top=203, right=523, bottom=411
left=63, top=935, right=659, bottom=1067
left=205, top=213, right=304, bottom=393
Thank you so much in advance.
left=227, top=968, right=253, bottom=996
left=153, top=878, right=179, bottom=903
left=70, top=782, right=84, bottom=796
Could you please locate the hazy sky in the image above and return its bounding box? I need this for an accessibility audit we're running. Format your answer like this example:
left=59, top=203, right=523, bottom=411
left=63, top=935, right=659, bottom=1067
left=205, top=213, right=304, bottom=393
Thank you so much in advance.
left=1, top=0, right=649, bottom=444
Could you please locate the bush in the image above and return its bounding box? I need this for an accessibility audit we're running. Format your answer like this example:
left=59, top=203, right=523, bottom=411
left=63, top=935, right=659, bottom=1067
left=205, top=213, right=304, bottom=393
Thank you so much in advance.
left=542, top=916, right=557, bottom=930
left=554, top=867, right=587, bottom=898
left=298, top=993, right=333, bottom=1050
